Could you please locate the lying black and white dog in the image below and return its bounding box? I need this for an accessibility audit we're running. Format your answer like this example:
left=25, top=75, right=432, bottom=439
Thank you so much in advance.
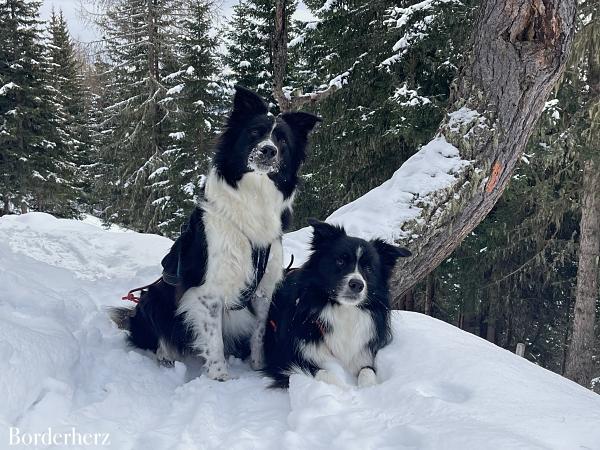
left=110, top=86, right=320, bottom=381
left=263, top=220, right=411, bottom=388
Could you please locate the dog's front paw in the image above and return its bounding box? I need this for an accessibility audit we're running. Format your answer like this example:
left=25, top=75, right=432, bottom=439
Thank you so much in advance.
left=206, top=360, right=230, bottom=381
left=157, top=357, right=175, bottom=368
left=357, top=367, right=378, bottom=388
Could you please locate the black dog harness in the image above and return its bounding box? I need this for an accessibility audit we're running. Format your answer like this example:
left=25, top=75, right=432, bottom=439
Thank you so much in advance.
left=160, top=192, right=272, bottom=311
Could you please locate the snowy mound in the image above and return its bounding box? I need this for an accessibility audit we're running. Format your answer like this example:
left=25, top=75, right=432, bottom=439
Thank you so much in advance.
left=1, top=213, right=599, bottom=449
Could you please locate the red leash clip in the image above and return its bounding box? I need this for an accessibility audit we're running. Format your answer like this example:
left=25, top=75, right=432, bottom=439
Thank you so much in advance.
left=121, top=277, right=162, bottom=304
left=122, top=292, right=140, bottom=303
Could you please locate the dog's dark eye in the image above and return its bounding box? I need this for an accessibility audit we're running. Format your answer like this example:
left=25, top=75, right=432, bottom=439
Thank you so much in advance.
left=336, top=257, right=345, bottom=267
left=279, top=138, right=287, bottom=146
left=249, top=129, right=261, bottom=138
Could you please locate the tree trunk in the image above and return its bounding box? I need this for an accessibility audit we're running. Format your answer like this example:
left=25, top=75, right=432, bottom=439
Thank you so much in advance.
left=388, top=0, right=576, bottom=299
left=564, top=159, right=600, bottom=387
left=271, top=0, right=341, bottom=111
left=486, top=287, right=498, bottom=343
left=424, top=273, right=435, bottom=316
left=272, top=0, right=290, bottom=112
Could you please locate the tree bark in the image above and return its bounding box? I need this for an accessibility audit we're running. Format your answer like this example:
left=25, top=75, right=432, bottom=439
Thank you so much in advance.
left=564, top=159, right=600, bottom=387
left=424, top=273, right=435, bottom=316
left=486, top=286, right=498, bottom=343
left=271, top=0, right=342, bottom=111
left=272, top=0, right=290, bottom=111
left=388, top=0, right=576, bottom=299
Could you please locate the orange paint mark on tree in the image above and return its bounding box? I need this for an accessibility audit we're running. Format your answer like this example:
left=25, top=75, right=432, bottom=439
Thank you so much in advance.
left=485, top=162, right=503, bottom=193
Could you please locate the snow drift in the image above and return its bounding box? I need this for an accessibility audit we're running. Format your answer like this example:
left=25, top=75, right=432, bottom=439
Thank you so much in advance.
left=1, top=213, right=599, bottom=450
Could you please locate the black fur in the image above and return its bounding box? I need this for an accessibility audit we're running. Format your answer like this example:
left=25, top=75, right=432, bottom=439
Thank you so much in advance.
left=263, top=220, right=411, bottom=388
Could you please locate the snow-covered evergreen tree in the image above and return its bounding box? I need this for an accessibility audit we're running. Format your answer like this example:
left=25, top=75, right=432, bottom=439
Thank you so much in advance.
left=291, top=0, right=473, bottom=226
left=0, top=0, right=79, bottom=217
left=95, top=0, right=184, bottom=232
left=224, top=0, right=274, bottom=100
left=152, top=0, right=224, bottom=235
left=47, top=9, right=89, bottom=210
left=224, top=0, right=298, bottom=106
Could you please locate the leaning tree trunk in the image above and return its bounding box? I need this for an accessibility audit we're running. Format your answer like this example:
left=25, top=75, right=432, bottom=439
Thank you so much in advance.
left=388, top=0, right=576, bottom=301
left=564, top=159, right=600, bottom=387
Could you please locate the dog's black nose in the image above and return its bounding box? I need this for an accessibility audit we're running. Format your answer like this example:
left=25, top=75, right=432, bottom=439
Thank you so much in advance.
left=260, top=144, right=278, bottom=159
left=348, top=278, right=364, bottom=293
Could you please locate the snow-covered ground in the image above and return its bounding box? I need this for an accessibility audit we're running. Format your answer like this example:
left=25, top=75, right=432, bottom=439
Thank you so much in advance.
left=1, top=213, right=599, bottom=450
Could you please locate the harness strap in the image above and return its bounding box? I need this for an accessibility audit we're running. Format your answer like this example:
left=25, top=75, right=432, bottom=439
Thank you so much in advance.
left=232, top=245, right=271, bottom=311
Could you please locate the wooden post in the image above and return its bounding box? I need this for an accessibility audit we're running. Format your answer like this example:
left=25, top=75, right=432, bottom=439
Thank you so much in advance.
left=516, top=343, right=526, bottom=357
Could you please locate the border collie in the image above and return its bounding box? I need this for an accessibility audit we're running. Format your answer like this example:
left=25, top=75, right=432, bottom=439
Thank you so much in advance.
left=263, top=220, right=411, bottom=388
left=110, top=86, right=320, bottom=381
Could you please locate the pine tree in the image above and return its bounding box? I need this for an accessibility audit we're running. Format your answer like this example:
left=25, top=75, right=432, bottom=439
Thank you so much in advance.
left=0, top=0, right=78, bottom=216
left=564, top=0, right=600, bottom=388
left=95, top=0, right=183, bottom=232
left=290, top=0, right=473, bottom=226
left=224, top=0, right=298, bottom=105
left=153, top=0, right=225, bottom=235
left=224, top=0, right=274, bottom=100
left=46, top=9, right=88, bottom=212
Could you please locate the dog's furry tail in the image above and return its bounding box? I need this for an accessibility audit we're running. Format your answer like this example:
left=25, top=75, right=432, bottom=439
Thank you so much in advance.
left=108, top=307, right=135, bottom=331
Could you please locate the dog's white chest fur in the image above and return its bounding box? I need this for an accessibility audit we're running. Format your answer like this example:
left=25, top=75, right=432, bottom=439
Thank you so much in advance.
left=204, top=169, right=289, bottom=246
left=196, top=170, right=287, bottom=305
left=309, top=304, right=375, bottom=375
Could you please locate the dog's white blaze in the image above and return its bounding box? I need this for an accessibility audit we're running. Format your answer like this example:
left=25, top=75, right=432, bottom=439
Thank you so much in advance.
left=301, top=304, right=375, bottom=377
left=256, top=120, right=278, bottom=150
left=337, top=246, right=367, bottom=305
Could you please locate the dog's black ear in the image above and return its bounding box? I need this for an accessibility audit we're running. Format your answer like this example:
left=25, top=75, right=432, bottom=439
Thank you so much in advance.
left=230, top=85, right=268, bottom=121
left=308, top=218, right=345, bottom=248
left=280, top=112, right=321, bottom=140
left=371, top=239, right=411, bottom=274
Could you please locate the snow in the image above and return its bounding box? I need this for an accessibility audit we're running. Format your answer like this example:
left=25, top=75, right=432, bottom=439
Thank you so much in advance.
left=148, top=166, right=169, bottom=180
left=284, top=135, right=470, bottom=266
left=393, top=83, right=432, bottom=106
left=0, top=82, right=20, bottom=96
left=1, top=212, right=600, bottom=449
left=381, top=0, right=460, bottom=68
left=165, top=84, right=184, bottom=96
left=168, top=131, right=186, bottom=141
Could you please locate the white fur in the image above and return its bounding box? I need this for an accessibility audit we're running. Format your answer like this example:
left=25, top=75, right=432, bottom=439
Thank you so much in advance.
left=300, top=303, right=375, bottom=377
left=156, top=338, right=178, bottom=367
left=177, top=169, right=289, bottom=380
left=203, top=169, right=288, bottom=247
left=357, top=367, right=378, bottom=387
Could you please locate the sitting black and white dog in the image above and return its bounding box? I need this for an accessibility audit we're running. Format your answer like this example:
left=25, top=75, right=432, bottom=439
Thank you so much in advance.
left=263, top=220, right=411, bottom=388
left=110, top=86, right=320, bottom=381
